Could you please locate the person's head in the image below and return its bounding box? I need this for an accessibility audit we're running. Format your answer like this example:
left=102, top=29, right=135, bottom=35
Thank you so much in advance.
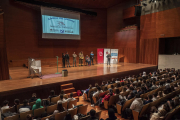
left=48, top=116, right=55, bottom=120
left=97, top=86, right=101, bottom=91
left=116, top=83, right=121, bottom=88
left=14, top=99, right=20, bottom=105
left=112, top=78, right=115, bottom=82
left=147, top=94, right=153, bottom=100
left=153, top=92, right=158, bottom=98
left=95, top=83, right=99, bottom=87
left=32, top=93, right=36, bottom=98
left=135, top=94, right=141, bottom=98
left=129, top=92, right=134, bottom=97
left=86, top=55, right=88, bottom=57
left=152, top=81, right=156, bottom=85
left=107, top=80, right=111, bottom=84
left=115, top=88, right=120, bottom=94
left=70, top=93, right=73, bottom=98
left=65, top=113, right=72, bottom=120
left=57, top=102, right=64, bottom=112
left=158, top=91, right=163, bottom=97
left=74, top=52, right=75, bottom=54
left=89, top=109, right=96, bottom=117
left=26, top=114, right=33, bottom=120
left=158, top=109, right=167, bottom=117
left=23, top=99, right=29, bottom=106
left=163, top=103, right=170, bottom=112
left=91, top=51, right=93, bottom=54
left=66, top=52, right=68, bottom=54
left=111, top=85, right=114, bottom=89
left=116, top=78, right=119, bottom=81
left=108, top=108, right=116, bottom=118
left=81, top=51, right=83, bottom=54
left=122, top=87, right=126, bottom=92
left=60, top=94, right=64, bottom=100
left=3, top=100, right=9, bottom=106
left=103, top=86, right=108, bottom=91
left=109, top=89, right=113, bottom=95
left=50, top=90, right=55, bottom=96
left=60, top=90, right=65, bottom=95
left=102, top=81, right=105, bottom=85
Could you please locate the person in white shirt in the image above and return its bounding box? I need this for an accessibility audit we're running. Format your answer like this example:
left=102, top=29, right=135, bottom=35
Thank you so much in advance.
left=19, top=99, right=31, bottom=113
left=152, top=93, right=158, bottom=101
left=1, top=100, right=9, bottom=113
left=66, top=93, right=76, bottom=103
left=130, top=94, right=143, bottom=112
left=57, top=94, right=67, bottom=104
left=91, top=86, right=103, bottom=106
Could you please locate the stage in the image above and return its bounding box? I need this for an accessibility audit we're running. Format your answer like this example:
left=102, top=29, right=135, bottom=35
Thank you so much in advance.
left=0, top=63, right=157, bottom=105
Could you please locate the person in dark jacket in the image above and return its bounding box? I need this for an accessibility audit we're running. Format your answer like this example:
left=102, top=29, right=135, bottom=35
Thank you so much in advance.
left=106, top=108, right=117, bottom=120
left=62, top=53, right=66, bottom=68
left=88, top=109, right=99, bottom=120
left=106, top=53, right=111, bottom=66
left=144, top=94, right=153, bottom=105
left=29, top=93, right=37, bottom=103
left=65, top=52, right=70, bottom=67
left=19, top=99, right=31, bottom=113
left=48, top=90, right=57, bottom=103
left=90, top=51, right=94, bottom=65
left=85, top=55, right=91, bottom=66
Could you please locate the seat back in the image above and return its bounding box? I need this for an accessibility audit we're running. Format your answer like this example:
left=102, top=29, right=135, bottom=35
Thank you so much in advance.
left=47, top=104, right=57, bottom=114
left=4, top=114, right=19, bottom=120
left=62, top=101, right=68, bottom=109
left=68, top=108, right=78, bottom=118
left=165, top=106, right=180, bottom=120
left=139, top=103, right=150, bottom=117
left=34, top=107, right=45, bottom=118
left=17, top=104, right=23, bottom=111
left=109, top=95, right=119, bottom=106
left=78, top=104, right=88, bottom=115
left=55, top=111, right=67, bottom=120
left=68, top=99, right=77, bottom=109
left=29, top=101, right=36, bottom=108
left=122, top=98, right=135, bottom=111
left=116, top=103, right=122, bottom=115
left=95, top=110, right=102, bottom=119
left=20, top=110, right=33, bottom=120
left=2, top=107, right=15, bottom=114
left=88, top=88, right=97, bottom=98
left=41, top=114, right=54, bottom=120
left=51, top=96, right=60, bottom=104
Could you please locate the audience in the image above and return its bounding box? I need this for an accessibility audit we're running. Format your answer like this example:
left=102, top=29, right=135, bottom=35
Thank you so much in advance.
left=88, top=109, right=98, bottom=120
left=53, top=101, right=65, bottom=114
left=57, top=94, right=66, bottom=103
left=14, top=99, right=20, bottom=113
left=66, top=93, right=76, bottom=103
left=48, top=90, right=57, bottom=102
left=1, top=100, right=9, bottom=113
left=29, top=93, right=37, bottom=103
left=19, top=99, right=31, bottom=113
left=152, top=92, right=158, bottom=101
left=106, top=108, right=117, bottom=120
left=32, top=99, right=43, bottom=113
left=144, top=94, right=153, bottom=105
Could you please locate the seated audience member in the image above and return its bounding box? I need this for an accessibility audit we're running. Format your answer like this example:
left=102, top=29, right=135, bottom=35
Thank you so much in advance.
left=64, top=113, right=73, bottom=120
left=29, top=93, right=37, bottom=103
left=114, top=89, right=120, bottom=96
left=108, top=85, right=114, bottom=90
left=102, top=89, right=114, bottom=102
left=14, top=99, right=20, bottom=113
left=124, top=94, right=143, bottom=119
left=157, top=91, right=163, bottom=99
left=120, top=77, right=124, bottom=82
left=19, top=99, right=31, bottom=113
left=115, top=83, right=121, bottom=88
left=167, top=101, right=175, bottom=110
left=133, top=78, right=138, bottom=84
left=93, top=86, right=103, bottom=98
left=32, top=99, right=43, bottom=113
left=111, top=78, right=115, bottom=84
left=101, top=81, right=106, bottom=87
left=85, top=84, right=92, bottom=94
left=150, top=109, right=167, bottom=120
left=103, top=86, right=108, bottom=92
left=87, top=109, right=98, bottom=120
left=60, top=90, right=68, bottom=99
left=173, top=97, right=180, bottom=106
left=145, top=84, right=151, bottom=93
left=127, top=92, right=135, bottom=100
left=106, top=80, right=111, bottom=86
left=152, top=92, right=158, bottom=101
left=66, top=93, right=76, bottom=103
left=115, top=78, right=120, bottom=83
left=106, top=108, right=117, bottom=120
left=57, top=94, right=66, bottom=103
left=1, top=100, right=9, bottom=113
left=126, top=85, right=130, bottom=92
left=53, top=102, right=65, bottom=114
left=120, top=87, right=126, bottom=94
left=174, top=84, right=178, bottom=90
left=137, top=87, right=143, bottom=95
left=48, top=90, right=57, bottom=102
left=144, top=94, right=153, bottom=105
left=151, top=81, right=158, bottom=90
left=26, top=114, right=33, bottom=120
left=94, top=83, right=99, bottom=88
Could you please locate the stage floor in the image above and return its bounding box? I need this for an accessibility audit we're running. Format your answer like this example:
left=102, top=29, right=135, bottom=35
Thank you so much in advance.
left=0, top=63, right=156, bottom=93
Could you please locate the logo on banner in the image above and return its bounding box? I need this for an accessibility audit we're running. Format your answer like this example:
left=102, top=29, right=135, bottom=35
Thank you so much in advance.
left=98, top=51, right=103, bottom=56
left=60, top=30, right=64, bottom=33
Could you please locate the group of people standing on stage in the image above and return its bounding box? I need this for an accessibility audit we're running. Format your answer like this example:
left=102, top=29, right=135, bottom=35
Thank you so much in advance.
left=62, top=51, right=94, bottom=68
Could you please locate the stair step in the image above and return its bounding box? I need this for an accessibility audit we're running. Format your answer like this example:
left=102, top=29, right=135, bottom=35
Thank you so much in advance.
left=63, top=87, right=75, bottom=94
left=61, top=83, right=73, bottom=90
left=67, top=92, right=77, bottom=97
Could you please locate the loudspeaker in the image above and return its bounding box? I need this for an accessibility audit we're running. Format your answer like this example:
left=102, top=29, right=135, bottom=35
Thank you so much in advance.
left=134, top=6, right=142, bottom=16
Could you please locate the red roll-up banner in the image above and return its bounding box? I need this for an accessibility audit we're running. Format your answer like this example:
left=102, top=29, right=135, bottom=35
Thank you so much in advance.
left=97, top=48, right=104, bottom=64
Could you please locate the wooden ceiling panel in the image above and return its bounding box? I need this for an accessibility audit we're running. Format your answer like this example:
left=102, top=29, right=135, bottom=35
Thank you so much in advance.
left=38, top=0, right=126, bottom=9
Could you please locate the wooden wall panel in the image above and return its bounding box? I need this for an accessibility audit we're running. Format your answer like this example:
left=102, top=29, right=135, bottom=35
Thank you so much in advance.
left=1, top=0, right=107, bottom=67
left=123, top=6, right=135, bottom=19
left=0, top=13, right=9, bottom=80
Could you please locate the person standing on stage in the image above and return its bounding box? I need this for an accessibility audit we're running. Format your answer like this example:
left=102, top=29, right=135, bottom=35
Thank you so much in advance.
left=85, top=55, right=91, bottom=66
left=90, top=51, right=94, bottom=65
left=65, top=52, right=71, bottom=67
left=72, top=52, right=77, bottom=67
left=79, top=51, right=84, bottom=66
left=62, top=53, right=66, bottom=68
left=107, top=53, right=111, bottom=66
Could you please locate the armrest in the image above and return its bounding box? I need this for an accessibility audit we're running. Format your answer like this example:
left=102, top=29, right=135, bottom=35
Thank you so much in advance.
left=116, top=103, right=122, bottom=115
left=92, top=97, right=97, bottom=104
left=104, top=100, right=109, bottom=109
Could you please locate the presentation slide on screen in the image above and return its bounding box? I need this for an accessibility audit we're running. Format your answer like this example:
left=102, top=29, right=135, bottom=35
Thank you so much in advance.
left=41, top=7, right=81, bottom=40
left=42, top=15, right=80, bottom=35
